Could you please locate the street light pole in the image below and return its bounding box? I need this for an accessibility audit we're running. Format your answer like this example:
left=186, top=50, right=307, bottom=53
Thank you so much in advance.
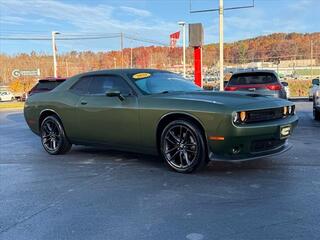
left=51, top=31, right=60, bottom=78
left=178, top=21, right=186, bottom=78
left=219, top=0, right=224, bottom=91
left=120, top=32, right=124, bottom=68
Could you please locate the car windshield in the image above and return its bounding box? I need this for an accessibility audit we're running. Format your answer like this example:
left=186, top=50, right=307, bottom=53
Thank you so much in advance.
left=128, top=72, right=201, bottom=94
left=229, top=72, right=278, bottom=85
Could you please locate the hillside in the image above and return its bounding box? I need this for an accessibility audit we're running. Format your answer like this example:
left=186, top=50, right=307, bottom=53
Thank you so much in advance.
left=1, top=32, right=319, bottom=91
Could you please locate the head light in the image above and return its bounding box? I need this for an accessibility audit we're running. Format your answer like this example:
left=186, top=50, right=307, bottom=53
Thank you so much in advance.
left=232, top=112, right=239, bottom=123
left=232, top=111, right=247, bottom=124
left=240, top=111, right=247, bottom=122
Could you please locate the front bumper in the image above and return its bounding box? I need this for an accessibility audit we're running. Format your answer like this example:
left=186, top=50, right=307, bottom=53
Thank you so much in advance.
left=207, top=114, right=298, bottom=162
left=209, top=141, right=292, bottom=162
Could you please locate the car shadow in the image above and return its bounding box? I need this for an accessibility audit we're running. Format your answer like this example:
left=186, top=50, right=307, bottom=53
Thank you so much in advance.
left=71, top=146, right=278, bottom=175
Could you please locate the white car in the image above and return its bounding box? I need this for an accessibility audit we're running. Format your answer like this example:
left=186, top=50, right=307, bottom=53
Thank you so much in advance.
left=281, top=81, right=290, bottom=99
left=309, top=78, right=320, bottom=101
left=314, top=88, right=320, bottom=121
left=0, top=91, right=15, bottom=102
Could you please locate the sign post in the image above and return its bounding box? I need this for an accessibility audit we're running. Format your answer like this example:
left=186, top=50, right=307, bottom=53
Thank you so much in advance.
left=189, top=23, right=204, bottom=87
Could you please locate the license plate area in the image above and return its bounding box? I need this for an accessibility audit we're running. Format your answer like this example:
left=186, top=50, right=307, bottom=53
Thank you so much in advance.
left=280, top=125, right=291, bottom=139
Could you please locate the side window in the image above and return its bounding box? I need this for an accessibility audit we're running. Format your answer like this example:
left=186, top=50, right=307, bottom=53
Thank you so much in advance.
left=70, top=76, right=91, bottom=94
left=88, top=75, right=132, bottom=95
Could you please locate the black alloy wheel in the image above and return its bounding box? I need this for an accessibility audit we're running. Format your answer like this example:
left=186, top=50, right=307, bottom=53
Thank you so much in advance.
left=40, top=115, right=72, bottom=154
left=160, top=120, right=208, bottom=173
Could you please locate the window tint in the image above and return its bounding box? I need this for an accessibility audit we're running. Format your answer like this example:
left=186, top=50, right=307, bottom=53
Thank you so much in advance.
left=35, top=81, right=63, bottom=90
left=88, top=75, right=132, bottom=95
left=229, top=72, right=278, bottom=85
left=70, top=76, right=92, bottom=94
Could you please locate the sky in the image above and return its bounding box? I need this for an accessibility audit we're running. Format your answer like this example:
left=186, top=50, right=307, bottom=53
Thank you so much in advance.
left=0, top=0, right=319, bottom=54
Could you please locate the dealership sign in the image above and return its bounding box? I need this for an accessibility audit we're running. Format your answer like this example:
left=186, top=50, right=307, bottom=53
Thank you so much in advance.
left=12, top=69, right=41, bottom=78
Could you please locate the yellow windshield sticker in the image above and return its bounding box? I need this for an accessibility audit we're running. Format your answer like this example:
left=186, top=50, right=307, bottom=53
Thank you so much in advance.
left=132, top=72, right=151, bottom=79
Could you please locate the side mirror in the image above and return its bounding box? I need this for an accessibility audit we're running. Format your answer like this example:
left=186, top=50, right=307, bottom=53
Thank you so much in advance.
left=281, top=82, right=288, bottom=87
left=312, top=78, right=320, bottom=86
left=106, top=90, right=125, bottom=101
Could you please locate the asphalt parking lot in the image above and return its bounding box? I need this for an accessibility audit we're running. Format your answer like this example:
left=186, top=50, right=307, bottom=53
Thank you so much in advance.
left=1, top=101, right=320, bottom=240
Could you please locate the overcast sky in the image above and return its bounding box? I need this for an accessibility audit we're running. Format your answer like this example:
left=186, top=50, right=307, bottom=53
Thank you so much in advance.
left=0, top=0, right=319, bottom=54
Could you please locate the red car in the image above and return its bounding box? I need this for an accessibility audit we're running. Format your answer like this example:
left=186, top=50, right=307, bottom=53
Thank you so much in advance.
left=225, top=70, right=287, bottom=99
left=28, top=77, right=66, bottom=97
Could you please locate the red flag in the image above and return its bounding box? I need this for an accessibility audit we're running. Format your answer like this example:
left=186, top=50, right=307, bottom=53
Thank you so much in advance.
left=170, top=31, right=180, bottom=48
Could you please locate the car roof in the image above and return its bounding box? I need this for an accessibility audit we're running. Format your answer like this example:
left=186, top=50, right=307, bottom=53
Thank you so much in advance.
left=38, top=77, right=67, bottom=82
left=79, top=68, right=171, bottom=76
left=232, top=69, right=277, bottom=75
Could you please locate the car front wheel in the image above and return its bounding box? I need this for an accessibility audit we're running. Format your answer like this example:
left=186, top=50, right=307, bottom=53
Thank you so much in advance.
left=40, top=115, right=72, bottom=154
left=160, top=120, right=208, bottom=173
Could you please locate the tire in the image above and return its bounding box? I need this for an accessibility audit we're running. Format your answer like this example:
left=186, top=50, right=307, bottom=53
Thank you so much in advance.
left=160, top=120, right=208, bottom=173
left=40, top=115, right=72, bottom=155
left=314, top=108, right=320, bottom=121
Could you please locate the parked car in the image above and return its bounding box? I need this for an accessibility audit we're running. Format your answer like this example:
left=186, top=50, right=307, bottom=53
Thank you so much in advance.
left=0, top=90, right=15, bottom=102
left=225, top=70, right=287, bottom=99
left=24, top=69, right=298, bottom=173
left=309, top=78, right=319, bottom=101
left=27, top=77, right=66, bottom=98
left=281, top=81, right=290, bottom=99
left=313, top=88, right=320, bottom=121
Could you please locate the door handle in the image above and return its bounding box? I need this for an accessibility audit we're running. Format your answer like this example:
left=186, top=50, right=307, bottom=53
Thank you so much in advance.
left=80, top=100, right=87, bottom=105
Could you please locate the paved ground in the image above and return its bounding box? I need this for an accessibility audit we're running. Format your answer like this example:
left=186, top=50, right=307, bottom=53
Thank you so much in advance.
left=1, top=101, right=320, bottom=240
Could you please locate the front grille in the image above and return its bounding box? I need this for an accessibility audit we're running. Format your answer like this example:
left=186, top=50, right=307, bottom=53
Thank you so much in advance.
left=246, top=107, right=284, bottom=123
left=251, top=139, right=285, bottom=153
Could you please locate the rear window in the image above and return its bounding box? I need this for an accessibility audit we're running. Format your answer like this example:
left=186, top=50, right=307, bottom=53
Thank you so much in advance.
left=229, top=72, right=278, bottom=85
left=34, top=81, right=63, bottom=90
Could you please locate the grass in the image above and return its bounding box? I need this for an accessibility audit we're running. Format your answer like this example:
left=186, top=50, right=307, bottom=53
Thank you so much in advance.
left=0, top=101, right=24, bottom=110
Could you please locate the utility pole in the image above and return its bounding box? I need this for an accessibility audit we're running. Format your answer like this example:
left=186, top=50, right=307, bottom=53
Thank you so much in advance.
left=310, top=39, right=313, bottom=78
left=219, top=0, right=224, bottom=91
left=51, top=31, right=60, bottom=78
left=65, top=58, right=69, bottom=77
left=114, top=57, right=117, bottom=69
left=120, top=32, right=124, bottom=68
left=190, top=0, right=255, bottom=91
left=178, top=21, right=186, bottom=78
left=130, top=46, right=133, bottom=69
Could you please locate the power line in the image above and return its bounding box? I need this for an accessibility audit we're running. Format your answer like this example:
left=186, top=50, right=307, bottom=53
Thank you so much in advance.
left=0, top=32, right=168, bottom=45
left=0, top=35, right=121, bottom=41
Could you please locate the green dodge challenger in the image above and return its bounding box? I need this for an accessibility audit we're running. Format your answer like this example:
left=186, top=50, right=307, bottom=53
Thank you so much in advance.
left=24, top=69, right=298, bottom=173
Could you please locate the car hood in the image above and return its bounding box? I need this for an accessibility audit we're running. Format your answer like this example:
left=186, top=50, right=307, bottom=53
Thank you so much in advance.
left=150, top=91, right=291, bottom=110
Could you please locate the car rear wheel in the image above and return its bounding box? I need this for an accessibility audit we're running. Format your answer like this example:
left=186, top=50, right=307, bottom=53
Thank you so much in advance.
left=160, top=120, right=208, bottom=173
left=40, top=115, right=72, bottom=154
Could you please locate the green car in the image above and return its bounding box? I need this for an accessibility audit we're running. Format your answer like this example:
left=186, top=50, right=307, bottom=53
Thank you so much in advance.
left=24, top=69, right=298, bottom=173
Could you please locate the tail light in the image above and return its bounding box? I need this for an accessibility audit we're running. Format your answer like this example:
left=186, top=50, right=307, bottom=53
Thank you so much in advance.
left=225, top=86, right=238, bottom=91
left=266, top=84, right=282, bottom=91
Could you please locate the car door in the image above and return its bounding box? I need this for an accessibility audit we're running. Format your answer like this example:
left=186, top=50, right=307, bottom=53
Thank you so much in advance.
left=74, top=74, right=140, bottom=148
